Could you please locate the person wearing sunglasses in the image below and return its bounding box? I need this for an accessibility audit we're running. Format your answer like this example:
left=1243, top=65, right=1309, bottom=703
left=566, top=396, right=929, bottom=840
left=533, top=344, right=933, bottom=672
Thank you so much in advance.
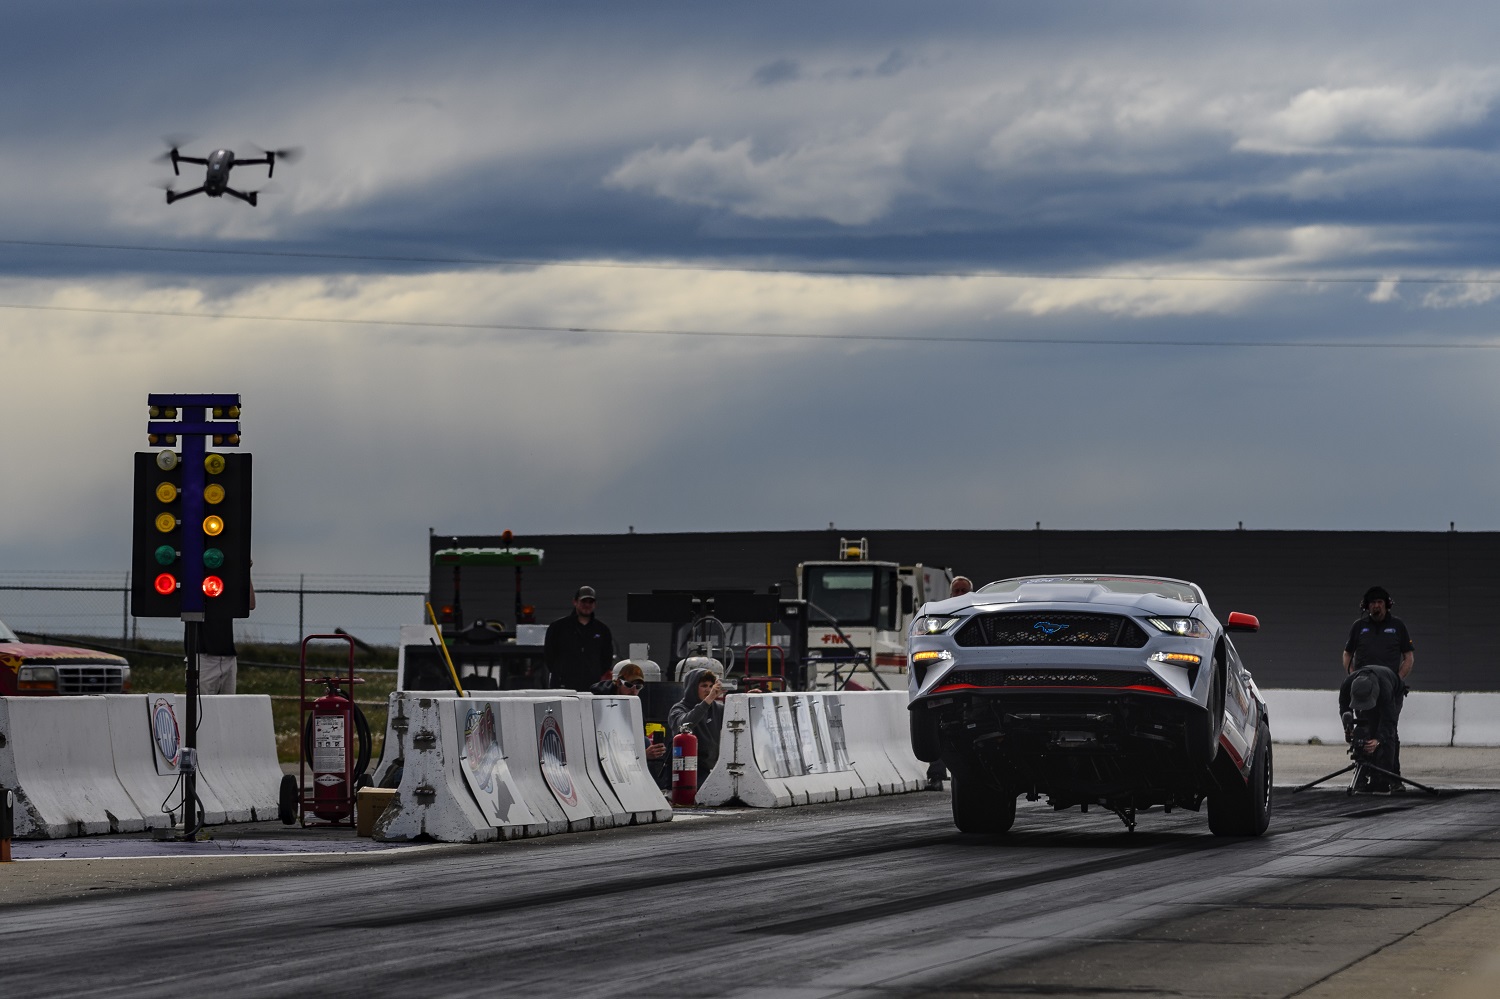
left=590, top=662, right=667, bottom=761
left=544, top=584, right=616, bottom=691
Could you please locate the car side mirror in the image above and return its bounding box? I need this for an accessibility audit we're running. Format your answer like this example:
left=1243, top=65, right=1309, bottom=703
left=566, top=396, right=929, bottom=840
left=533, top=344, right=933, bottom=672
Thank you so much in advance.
left=1226, top=611, right=1259, bottom=633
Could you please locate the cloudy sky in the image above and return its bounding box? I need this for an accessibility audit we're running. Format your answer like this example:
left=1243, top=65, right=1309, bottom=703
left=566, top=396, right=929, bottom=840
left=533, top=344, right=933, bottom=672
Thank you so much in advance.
left=5, top=0, right=1500, bottom=583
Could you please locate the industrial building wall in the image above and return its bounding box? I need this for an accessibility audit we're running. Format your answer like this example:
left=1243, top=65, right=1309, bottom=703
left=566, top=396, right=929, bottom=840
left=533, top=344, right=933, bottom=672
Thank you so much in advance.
left=428, top=529, right=1499, bottom=692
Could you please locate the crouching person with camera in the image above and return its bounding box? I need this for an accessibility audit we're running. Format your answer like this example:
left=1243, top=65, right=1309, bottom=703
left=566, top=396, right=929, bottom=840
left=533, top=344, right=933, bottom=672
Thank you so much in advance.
left=1339, top=664, right=1401, bottom=793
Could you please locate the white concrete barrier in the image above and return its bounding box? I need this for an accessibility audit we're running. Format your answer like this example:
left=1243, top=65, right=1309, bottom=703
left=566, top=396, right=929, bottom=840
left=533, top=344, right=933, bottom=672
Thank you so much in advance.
left=491, top=696, right=571, bottom=835
left=1453, top=694, right=1500, bottom=747
left=453, top=698, right=548, bottom=839
left=698, top=691, right=925, bottom=808
left=1263, top=688, right=1458, bottom=746
left=194, top=695, right=285, bottom=822
left=106, top=693, right=227, bottom=829
left=376, top=694, right=496, bottom=843
left=879, top=695, right=927, bottom=791
left=592, top=696, right=673, bottom=823
left=0, top=696, right=145, bottom=838
left=1402, top=692, right=1456, bottom=747
left=375, top=691, right=674, bottom=842
left=1263, top=689, right=1345, bottom=745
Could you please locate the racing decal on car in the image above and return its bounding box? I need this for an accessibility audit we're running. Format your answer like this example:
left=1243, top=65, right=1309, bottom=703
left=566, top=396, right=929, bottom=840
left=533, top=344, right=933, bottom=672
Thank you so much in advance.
left=0, top=653, right=20, bottom=674
left=152, top=696, right=181, bottom=768
left=1033, top=621, right=1071, bottom=635
left=538, top=713, right=578, bottom=807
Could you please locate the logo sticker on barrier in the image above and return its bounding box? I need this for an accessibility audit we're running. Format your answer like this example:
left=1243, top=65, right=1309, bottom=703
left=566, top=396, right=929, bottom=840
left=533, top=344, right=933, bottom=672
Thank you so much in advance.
left=815, top=696, right=853, bottom=773
left=793, top=696, right=830, bottom=774
left=600, top=728, right=635, bottom=787
left=538, top=712, right=578, bottom=807
left=749, top=698, right=791, bottom=778
left=461, top=703, right=528, bottom=823
left=150, top=695, right=181, bottom=775
left=463, top=705, right=505, bottom=795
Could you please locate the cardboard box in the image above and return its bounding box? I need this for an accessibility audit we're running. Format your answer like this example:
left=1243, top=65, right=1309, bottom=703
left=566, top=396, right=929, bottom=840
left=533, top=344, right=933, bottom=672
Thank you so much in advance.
left=356, top=787, right=398, bottom=838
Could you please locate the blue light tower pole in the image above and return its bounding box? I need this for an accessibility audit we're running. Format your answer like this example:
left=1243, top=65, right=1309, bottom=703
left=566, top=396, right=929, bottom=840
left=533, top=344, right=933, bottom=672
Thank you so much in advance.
left=146, top=393, right=241, bottom=839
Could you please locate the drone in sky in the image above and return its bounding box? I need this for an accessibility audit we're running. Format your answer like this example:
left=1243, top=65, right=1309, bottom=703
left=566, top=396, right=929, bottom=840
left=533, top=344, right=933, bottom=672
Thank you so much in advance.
left=157, top=144, right=300, bottom=206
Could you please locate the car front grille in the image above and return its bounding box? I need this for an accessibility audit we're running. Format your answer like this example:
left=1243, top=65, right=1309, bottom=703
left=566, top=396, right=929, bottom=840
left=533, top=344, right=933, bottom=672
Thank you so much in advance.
left=941, top=668, right=1162, bottom=689
left=955, top=612, right=1149, bottom=649
left=56, top=665, right=127, bottom=694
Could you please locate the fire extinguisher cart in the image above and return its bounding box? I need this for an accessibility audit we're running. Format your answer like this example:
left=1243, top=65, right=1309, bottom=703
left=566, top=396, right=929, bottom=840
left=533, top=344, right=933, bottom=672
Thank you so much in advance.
left=294, top=633, right=368, bottom=828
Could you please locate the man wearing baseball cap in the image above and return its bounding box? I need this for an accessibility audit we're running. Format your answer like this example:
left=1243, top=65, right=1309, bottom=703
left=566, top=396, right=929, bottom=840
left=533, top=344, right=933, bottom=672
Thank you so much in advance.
left=1339, top=662, right=1401, bottom=792
left=544, top=585, right=616, bottom=691
left=1342, top=585, right=1415, bottom=783
left=590, top=661, right=668, bottom=763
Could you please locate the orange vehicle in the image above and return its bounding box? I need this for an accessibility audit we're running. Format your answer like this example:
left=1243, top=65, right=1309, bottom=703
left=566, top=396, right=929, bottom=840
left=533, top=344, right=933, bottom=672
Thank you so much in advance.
left=0, top=617, right=131, bottom=696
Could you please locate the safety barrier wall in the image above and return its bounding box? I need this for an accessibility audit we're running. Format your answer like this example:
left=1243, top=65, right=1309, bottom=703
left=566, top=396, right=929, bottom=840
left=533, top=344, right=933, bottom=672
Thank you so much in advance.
left=0, top=694, right=281, bottom=839
left=1454, top=694, right=1500, bottom=747
left=374, top=691, right=671, bottom=843
left=697, top=690, right=925, bottom=808
left=1262, top=689, right=1500, bottom=747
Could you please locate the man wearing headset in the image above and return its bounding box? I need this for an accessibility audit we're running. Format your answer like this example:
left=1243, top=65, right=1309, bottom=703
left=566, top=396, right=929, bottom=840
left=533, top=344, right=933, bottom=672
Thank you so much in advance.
left=1342, top=586, right=1415, bottom=784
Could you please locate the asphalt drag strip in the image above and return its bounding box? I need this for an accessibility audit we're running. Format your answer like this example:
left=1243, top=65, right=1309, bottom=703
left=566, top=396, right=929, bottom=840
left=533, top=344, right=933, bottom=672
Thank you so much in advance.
left=1, top=789, right=1497, bottom=999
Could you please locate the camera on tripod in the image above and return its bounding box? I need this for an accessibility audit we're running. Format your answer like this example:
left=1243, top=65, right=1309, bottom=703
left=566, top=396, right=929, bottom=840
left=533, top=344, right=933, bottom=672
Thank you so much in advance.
left=1341, top=709, right=1377, bottom=761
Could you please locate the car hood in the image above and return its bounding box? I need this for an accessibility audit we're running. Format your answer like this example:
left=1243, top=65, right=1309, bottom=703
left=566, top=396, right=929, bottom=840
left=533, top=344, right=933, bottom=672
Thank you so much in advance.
left=0, top=643, right=130, bottom=668
left=926, top=586, right=1200, bottom=619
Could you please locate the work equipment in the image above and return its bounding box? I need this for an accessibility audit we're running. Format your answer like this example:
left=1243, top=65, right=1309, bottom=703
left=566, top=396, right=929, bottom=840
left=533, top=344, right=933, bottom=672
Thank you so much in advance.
left=295, top=634, right=372, bottom=827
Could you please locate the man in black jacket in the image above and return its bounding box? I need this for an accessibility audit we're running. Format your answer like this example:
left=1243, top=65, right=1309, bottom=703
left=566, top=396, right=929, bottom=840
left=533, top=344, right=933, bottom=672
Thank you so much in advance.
left=544, top=585, right=615, bottom=691
left=1338, top=664, right=1401, bottom=792
left=1342, top=585, right=1415, bottom=779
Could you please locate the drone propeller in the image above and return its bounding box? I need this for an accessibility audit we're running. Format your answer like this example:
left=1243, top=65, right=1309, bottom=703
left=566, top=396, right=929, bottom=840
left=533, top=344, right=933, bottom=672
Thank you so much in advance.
left=246, top=143, right=302, bottom=177
left=153, top=135, right=195, bottom=174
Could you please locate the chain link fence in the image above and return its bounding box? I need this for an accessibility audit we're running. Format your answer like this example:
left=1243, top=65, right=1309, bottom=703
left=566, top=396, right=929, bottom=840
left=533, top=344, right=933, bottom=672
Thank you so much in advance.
left=0, top=570, right=427, bottom=648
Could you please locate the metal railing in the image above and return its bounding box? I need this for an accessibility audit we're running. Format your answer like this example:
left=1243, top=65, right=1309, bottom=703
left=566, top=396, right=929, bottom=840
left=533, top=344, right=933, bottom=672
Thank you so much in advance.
left=0, top=570, right=427, bottom=648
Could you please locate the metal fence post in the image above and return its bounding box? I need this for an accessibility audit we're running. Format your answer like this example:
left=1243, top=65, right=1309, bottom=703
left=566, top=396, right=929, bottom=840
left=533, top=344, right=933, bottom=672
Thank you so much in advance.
left=298, top=573, right=305, bottom=641
left=121, top=572, right=129, bottom=645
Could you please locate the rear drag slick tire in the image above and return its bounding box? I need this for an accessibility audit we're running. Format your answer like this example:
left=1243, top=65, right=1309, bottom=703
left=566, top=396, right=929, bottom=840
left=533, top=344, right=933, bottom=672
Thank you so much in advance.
left=1208, top=719, right=1272, bottom=837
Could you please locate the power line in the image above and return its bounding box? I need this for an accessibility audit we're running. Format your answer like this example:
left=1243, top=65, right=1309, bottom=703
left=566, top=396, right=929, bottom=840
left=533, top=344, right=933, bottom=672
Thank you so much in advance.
left=3, top=236, right=1499, bottom=286
left=3, top=299, right=1498, bottom=350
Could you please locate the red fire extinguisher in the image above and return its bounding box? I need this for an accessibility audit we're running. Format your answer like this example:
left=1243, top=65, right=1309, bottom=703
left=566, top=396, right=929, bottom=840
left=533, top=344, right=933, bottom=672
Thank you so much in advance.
left=311, top=683, right=355, bottom=821
left=671, top=726, right=699, bottom=806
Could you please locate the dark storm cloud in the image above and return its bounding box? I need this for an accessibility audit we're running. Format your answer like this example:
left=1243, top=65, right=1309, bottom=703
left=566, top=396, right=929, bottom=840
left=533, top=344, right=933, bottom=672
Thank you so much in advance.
left=7, top=0, right=1500, bottom=584
left=5, top=0, right=1500, bottom=283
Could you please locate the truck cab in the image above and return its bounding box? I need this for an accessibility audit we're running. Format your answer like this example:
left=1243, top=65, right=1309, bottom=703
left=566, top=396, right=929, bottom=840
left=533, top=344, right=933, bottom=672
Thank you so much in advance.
left=797, top=539, right=952, bottom=690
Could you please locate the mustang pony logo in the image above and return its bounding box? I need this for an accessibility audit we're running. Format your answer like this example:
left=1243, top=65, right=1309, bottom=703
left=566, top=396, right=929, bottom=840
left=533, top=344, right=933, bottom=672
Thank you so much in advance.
left=1033, top=621, right=1070, bottom=635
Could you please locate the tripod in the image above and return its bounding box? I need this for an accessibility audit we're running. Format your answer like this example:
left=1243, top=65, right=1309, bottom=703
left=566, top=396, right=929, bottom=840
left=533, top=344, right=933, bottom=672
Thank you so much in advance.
left=1292, top=745, right=1440, bottom=796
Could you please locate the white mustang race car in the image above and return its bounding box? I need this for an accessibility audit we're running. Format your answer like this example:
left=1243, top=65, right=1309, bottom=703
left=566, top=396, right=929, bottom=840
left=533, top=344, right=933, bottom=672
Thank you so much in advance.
left=908, top=574, right=1270, bottom=836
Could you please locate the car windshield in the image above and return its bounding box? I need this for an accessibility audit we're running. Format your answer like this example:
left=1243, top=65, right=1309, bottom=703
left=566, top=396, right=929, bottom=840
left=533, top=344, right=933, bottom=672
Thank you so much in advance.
left=0, top=618, right=18, bottom=642
left=978, top=575, right=1202, bottom=603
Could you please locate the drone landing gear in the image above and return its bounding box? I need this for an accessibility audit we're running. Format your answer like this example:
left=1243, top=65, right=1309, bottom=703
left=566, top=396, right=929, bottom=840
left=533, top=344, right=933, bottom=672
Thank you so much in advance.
left=223, top=187, right=257, bottom=206
left=166, top=186, right=205, bottom=204
left=1292, top=759, right=1440, bottom=797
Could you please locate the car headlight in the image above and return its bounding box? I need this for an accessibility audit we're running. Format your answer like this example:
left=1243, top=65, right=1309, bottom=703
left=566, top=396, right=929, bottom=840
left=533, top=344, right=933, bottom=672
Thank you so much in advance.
left=1146, top=617, right=1211, bottom=639
left=911, top=615, right=963, bottom=636
left=17, top=665, right=58, bottom=692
